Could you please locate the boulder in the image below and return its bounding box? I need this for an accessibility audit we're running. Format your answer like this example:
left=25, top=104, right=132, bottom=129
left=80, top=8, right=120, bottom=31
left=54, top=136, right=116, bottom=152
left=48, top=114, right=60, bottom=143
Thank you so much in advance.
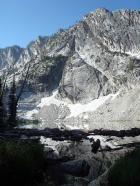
left=88, top=170, right=108, bottom=186
left=19, top=135, right=28, bottom=140
left=60, top=159, right=90, bottom=176
left=88, top=179, right=100, bottom=186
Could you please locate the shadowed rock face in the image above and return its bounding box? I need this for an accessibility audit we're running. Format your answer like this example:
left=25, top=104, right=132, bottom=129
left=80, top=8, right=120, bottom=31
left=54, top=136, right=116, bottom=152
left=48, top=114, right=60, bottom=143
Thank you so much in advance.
left=58, top=55, right=113, bottom=103
left=28, top=56, right=68, bottom=95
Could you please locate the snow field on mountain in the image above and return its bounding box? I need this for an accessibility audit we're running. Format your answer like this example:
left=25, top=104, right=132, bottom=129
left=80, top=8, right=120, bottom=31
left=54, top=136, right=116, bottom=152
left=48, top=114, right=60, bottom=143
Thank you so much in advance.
left=37, top=90, right=119, bottom=117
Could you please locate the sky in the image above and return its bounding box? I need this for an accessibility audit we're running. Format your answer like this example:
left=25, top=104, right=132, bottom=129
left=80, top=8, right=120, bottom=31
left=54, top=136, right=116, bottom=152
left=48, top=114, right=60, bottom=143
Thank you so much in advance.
left=0, top=0, right=140, bottom=48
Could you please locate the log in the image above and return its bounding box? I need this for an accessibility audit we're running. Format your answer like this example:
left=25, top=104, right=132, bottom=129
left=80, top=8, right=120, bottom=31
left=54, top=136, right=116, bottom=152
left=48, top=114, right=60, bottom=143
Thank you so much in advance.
left=99, top=147, right=123, bottom=152
left=1, top=127, right=140, bottom=144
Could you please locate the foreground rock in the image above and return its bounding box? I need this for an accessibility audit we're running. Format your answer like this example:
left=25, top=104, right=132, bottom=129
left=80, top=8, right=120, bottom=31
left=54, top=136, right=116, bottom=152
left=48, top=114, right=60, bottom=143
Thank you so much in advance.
left=60, top=159, right=90, bottom=176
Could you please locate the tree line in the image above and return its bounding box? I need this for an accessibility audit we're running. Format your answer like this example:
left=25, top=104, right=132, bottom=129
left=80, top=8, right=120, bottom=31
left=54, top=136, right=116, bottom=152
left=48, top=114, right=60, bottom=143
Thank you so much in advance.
left=0, top=63, right=31, bottom=127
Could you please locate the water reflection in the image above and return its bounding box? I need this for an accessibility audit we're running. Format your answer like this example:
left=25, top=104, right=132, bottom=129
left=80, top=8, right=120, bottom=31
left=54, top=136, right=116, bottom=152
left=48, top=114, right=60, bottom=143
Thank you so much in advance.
left=18, top=120, right=140, bottom=131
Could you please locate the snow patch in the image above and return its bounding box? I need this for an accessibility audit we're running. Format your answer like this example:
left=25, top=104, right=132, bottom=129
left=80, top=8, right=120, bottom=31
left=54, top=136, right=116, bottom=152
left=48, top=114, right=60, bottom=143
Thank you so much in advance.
left=37, top=89, right=119, bottom=118
left=79, top=53, right=93, bottom=66
left=67, top=93, right=119, bottom=118
left=21, top=89, right=119, bottom=120
left=37, top=90, right=66, bottom=108
left=84, top=114, right=89, bottom=119
left=126, top=52, right=140, bottom=59
left=20, top=109, right=38, bottom=119
left=108, top=50, right=140, bottom=59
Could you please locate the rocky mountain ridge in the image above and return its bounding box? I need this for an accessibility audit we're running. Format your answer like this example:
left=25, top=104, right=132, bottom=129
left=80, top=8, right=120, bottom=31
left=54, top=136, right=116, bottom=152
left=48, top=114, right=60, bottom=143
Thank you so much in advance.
left=1, top=8, right=140, bottom=67
left=0, top=8, right=140, bottom=128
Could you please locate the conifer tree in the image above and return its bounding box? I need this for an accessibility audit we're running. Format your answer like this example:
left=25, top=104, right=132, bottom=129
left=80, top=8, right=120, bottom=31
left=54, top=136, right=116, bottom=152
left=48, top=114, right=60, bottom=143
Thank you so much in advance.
left=0, top=78, right=4, bottom=125
left=7, top=75, right=17, bottom=125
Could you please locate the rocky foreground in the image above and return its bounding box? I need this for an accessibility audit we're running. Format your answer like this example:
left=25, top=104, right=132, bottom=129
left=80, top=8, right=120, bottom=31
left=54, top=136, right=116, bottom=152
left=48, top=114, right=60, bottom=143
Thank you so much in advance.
left=1, top=126, right=140, bottom=185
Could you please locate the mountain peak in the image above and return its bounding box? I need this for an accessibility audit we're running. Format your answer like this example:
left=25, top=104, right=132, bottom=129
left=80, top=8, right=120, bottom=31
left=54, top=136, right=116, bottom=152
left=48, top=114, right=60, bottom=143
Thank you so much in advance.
left=83, top=7, right=111, bottom=20
left=95, top=7, right=110, bottom=12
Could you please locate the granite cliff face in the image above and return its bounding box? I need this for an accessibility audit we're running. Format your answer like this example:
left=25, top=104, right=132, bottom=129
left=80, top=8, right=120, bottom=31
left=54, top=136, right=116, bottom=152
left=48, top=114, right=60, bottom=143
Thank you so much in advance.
left=56, top=8, right=140, bottom=103
left=0, top=45, right=23, bottom=69
left=0, top=8, right=140, bottom=126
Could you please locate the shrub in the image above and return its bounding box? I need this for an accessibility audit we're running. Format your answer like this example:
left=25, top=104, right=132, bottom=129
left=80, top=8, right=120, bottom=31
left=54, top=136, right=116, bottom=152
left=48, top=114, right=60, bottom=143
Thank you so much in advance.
left=108, top=148, right=140, bottom=186
left=0, top=140, right=45, bottom=186
left=128, top=58, right=134, bottom=71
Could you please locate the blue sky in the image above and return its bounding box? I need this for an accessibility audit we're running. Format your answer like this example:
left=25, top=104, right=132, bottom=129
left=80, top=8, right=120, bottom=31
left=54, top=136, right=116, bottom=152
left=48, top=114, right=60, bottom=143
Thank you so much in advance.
left=0, top=0, right=140, bottom=48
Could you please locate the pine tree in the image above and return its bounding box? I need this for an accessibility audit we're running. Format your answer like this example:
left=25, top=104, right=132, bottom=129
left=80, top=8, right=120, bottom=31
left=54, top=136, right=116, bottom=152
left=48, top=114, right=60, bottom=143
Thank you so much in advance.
left=7, top=75, right=17, bottom=125
left=0, top=78, right=4, bottom=125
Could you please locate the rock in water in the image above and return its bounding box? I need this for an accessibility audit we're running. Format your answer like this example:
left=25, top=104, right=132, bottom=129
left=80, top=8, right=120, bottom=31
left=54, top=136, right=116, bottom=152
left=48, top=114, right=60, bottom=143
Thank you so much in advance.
left=91, top=139, right=100, bottom=154
left=60, top=159, right=90, bottom=176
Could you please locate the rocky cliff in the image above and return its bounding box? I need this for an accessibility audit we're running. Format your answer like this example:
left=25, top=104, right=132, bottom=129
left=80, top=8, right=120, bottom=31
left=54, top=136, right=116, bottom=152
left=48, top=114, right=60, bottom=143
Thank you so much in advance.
left=0, top=8, right=140, bottom=128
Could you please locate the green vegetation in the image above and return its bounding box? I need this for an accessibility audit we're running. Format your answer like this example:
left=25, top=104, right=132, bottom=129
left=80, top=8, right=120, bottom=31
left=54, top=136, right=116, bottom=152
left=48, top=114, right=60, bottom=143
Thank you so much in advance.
left=45, top=54, right=63, bottom=61
left=0, top=139, right=46, bottom=186
left=108, top=50, right=128, bottom=57
left=108, top=148, right=140, bottom=186
left=7, top=75, right=17, bottom=125
left=17, top=118, right=39, bottom=125
left=0, top=78, right=4, bottom=127
left=128, top=57, right=134, bottom=71
left=28, top=54, right=65, bottom=76
left=0, top=55, right=66, bottom=127
left=9, top=67, right=18, bottom=75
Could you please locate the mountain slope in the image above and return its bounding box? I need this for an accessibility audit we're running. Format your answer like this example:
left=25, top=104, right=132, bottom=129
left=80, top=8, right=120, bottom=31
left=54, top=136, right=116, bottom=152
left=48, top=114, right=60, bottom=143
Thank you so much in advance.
left=0, top=8, right=140, bottom=128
